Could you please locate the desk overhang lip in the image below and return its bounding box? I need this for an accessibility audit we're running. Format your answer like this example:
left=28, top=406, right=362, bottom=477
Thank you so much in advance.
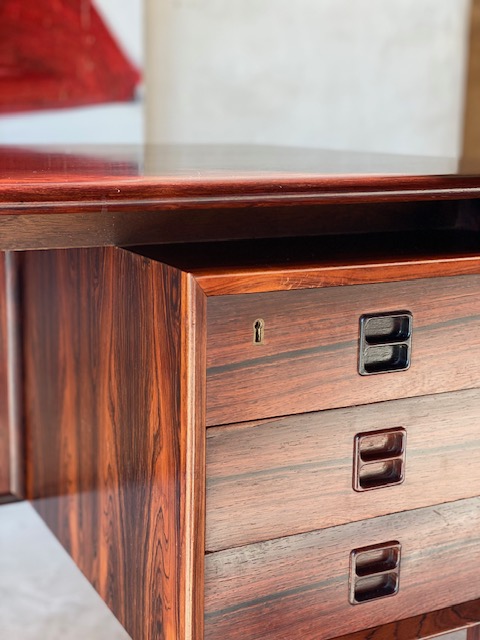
left=2, top=143, right=480, bottom=210
left=3, top=175, right=480, bottom=213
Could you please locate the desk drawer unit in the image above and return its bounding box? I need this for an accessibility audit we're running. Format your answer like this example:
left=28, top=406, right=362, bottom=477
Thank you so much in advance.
left=204, top=273, right=480, bottom=640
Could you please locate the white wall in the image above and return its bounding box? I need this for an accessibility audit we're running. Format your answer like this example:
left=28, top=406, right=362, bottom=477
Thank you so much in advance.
left=95, top=0, right=144, bottom=68
left=146, top=0, right=471, bottom=157
left=0, top=104, right=143, bottom=146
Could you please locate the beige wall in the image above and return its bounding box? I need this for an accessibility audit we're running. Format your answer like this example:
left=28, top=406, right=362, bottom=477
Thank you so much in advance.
left=146, top=0, right=471, bottom=157
left=463, top=0, right=480, bottom=158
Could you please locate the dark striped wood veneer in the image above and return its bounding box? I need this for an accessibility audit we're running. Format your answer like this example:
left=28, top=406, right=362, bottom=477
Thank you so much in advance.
left=205, top=498, right=480, bottom=640
left=206, top=275, right=480, bottom=425
left=335, top=600, right=480, bottom=639
left=206, top=388, right=480, bottom=551
left=23, top=247, right=206, bottom=640
left=137, top=232, right=480, bottom=296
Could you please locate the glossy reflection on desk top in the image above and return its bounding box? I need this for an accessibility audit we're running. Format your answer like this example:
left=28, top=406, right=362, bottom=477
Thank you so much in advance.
left=1, top=145, right=480, bottom=213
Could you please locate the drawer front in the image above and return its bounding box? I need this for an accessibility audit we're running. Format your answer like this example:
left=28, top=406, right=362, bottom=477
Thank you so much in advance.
left=206, top=275, right=480, bottom=425
left=206, top=388, right=480, bottom=551
left=205, top=498, right=480, bottom=640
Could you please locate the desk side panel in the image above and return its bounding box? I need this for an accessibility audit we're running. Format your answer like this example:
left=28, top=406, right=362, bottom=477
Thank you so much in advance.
left=23, top=247, right=206, bottom=640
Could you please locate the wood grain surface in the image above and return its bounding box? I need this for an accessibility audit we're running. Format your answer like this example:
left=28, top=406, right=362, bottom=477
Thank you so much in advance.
left=23, top=247, right=206, bottom=640
left=206, top=388, right=480, bottom=551
left=333, top=600, right=480, bottom=640
left=6, top=173, right=480, bottom=214
left=0, top=193, right=466, bottom=253
left=467, top=626, right=480, bottom=640
left=0, top=252, right=23, bottom=501
left=1, top=145, right=480, bottom=252
left=206, top=275, right=480, bottom=425
left=205, top=498, right=480, bottom=640
left=1, top=199, right=457, bottom=251
left=195, top=255, right=480, bottom=296
left=139, top=231, right=480, bottom=296
left=1, top=146, right=480, bottom=220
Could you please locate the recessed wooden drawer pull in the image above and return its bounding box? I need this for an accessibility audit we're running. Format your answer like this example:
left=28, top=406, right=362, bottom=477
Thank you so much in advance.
left=359, top=311, right=413, bottom=375
left=353, top=427, right=406, bottom=491
left=349, top=541, right=401, bottom=604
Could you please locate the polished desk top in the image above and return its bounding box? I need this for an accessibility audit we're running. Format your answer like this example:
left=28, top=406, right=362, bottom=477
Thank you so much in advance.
left=2, top=145, right=480, bottom=206
left=1, top=145, right=480, bottom=250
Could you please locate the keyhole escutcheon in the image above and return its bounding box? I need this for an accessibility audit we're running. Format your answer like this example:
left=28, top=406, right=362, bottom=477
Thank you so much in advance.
left=253, top=319, right=265, bottom=344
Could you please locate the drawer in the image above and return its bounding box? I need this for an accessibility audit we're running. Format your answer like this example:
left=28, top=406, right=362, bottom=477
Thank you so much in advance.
left=205, top=497, right=480, bottom=640
left=206, top=275, right=480, bottom=425
left=206, top=388, right=480, bottom=551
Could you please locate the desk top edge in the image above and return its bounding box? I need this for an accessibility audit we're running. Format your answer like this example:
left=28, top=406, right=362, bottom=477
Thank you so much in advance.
left=2, top=144, right=480, bottom=212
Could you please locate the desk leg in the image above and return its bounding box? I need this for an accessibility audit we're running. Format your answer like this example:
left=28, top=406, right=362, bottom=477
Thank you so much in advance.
left=467, top=626, right=480, bottom=640
left=0, top=251, right=23, bottom=503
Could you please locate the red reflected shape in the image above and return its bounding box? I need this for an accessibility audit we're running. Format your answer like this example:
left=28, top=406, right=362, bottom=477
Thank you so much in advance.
left=0, top=0, right=141, bottom=114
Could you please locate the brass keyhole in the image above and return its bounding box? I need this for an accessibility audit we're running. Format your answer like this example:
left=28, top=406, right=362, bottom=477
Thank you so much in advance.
left=253, top=319, right=265, bottom=344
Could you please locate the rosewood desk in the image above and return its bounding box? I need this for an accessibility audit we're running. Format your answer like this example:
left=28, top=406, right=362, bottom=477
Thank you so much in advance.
left=2, top=145, right=480, bottom=640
